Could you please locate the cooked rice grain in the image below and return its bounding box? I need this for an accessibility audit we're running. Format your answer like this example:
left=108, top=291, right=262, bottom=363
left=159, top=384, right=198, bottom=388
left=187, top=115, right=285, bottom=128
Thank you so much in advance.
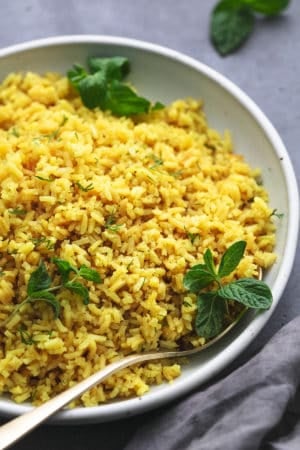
left=0, top=72, right=276, bottom=406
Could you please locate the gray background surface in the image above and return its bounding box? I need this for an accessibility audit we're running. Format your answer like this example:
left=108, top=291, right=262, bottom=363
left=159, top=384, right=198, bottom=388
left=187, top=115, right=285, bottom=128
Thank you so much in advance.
left=0, top=1, right=299, bottom=449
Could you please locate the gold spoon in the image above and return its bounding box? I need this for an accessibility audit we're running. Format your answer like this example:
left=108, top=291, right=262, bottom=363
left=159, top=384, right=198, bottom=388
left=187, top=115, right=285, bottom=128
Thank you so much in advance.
left=0, top=311, right=248, bottom=450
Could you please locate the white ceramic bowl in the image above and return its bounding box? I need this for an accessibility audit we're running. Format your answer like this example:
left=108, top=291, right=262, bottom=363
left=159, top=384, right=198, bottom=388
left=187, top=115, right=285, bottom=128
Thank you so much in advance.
left=0, top=35, right=298, bottom=423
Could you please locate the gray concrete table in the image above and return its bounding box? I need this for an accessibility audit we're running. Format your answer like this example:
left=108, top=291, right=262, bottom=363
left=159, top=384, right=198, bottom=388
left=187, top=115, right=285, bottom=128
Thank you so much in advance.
left=0, top=1, right=299, bottom=449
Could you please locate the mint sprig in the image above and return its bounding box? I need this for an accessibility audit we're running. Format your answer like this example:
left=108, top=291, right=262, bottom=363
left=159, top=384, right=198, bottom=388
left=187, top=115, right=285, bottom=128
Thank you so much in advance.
left=67, top=56, right=164, bottom=116
left=1, top=259, right=102, bottom=327
left=183, top=240, right=272, bottom=339
left=211, top=0, right=290, bottom=56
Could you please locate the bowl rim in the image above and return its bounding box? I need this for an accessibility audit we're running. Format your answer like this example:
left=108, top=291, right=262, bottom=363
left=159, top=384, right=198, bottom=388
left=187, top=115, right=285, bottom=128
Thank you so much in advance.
left=0, top=34, right=299, bottom=423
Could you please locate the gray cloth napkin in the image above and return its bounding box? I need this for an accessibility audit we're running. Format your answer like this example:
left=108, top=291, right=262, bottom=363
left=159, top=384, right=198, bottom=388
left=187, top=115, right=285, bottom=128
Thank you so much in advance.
left=125, top=316, right=300, bottom=450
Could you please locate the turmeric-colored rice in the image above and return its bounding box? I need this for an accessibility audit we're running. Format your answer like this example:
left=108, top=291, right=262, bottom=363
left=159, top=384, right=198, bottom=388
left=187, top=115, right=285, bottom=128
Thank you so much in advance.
left=0, top=71, right=276, bottom=406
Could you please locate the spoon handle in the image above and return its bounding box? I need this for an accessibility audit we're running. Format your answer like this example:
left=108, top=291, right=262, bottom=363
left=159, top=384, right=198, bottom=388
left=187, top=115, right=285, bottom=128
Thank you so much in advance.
left=0, top=352, right=163, bottom=450
left=0, top=310, right=245, bottom=449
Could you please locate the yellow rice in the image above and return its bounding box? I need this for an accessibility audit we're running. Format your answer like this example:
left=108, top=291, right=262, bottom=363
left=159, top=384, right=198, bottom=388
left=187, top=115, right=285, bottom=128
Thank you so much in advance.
left=0, top=71, right=276, bottom=406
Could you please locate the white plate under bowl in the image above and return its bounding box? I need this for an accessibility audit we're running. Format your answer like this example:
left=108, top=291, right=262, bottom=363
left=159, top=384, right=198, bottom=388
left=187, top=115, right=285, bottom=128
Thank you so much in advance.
left=0, top=35, right=298, bottom=424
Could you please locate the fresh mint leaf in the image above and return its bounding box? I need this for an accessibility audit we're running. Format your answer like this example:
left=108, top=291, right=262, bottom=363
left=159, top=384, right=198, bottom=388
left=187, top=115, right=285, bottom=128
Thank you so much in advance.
left=151, top=101, right=165, bottom=111
left=183, top=241, right=273, bottom=340
left=218, top=240, right=246, bottom=278
left=52, top=258, right=77, bottom=284
left=183, top=264, right=217, bottom=293
left=67, top=64, right=88, bottom=88
left=27, top=261, right=51, bottom=295
left=64, top=281, right=90, bottom=305
left=210, top=0, right=289, bottom=56
left=77, top=71, right=107, bottom=109
left=244, top=0, right=290, bottom=15
left=88, top=56, right=129, bottom=80
left=67, top=57, right=163, bottom=117
left=105, top=80, right=151, bottom=116
left=218, top=278, right=273, bottom=309
left=211, top=1, right=255, bottom=56
left=3, top=257, right=102, bottom=328
left=213, top=0, right=245, bottom=8
left=28, top=290, right=60, bottom=318
left=78, top=266, right=102, bottom=283
left=195, top=292, right=226, bottom=339
left=203, top=248, right=217, bottom=277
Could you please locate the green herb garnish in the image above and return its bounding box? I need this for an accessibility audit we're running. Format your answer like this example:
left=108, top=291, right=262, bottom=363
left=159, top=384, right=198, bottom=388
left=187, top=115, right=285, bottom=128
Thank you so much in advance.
left=18, top=325, right=36, bottom=345
left=9, top=127, right=20, bottom=137
left=182, top=300, right=192, bottom=307
left=183, top=240, right=272, bottom=339
left=244, top=0, right=290, bottom=15
left=169, top=169, right=184, bottom=179
left=43, top=115, right=68, bottom=141
left=67, top=56, right=164, bottom=116
left=149, top=154, right=164, bottom=170
left=186, top=231, right=200, bottom=245
left=126, top=259, right=134, bottom=270
left=35, top=175, right=55, bottom=182
left=270, top=209, right=284, bottom=219
left=210, top=0, right=290, bottom=56
left=18, top=325, right=53, bottom=345
left=75, top=181, right=94, bottom=192
left=52, top=259, right=102, bottom=305
left=7, top=249, right=18, bottom=255
left=104, top=209, right=123, bottom=233
left=9, top=208, right=27, bottom=216
left=1, top=259, right=102, bottom=327
left=31, top=236, right=55, bottom=250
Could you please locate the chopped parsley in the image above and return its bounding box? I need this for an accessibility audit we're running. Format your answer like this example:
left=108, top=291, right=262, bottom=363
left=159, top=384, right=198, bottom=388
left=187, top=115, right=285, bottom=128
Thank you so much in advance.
left=19, top=325, right=36, bottom=345
left=270, top=209, right=284, bottom=219
left=31, top=236, right=55, bottom=250
left=35, top=175, right=55, bottom=182
left=149, top=153, right=164, bottom=170
left=9, top=127, right=20, bottom=137
left=169, top=169, right=184, bottom=178
left=43, top=115, right=68, bottom=141
left=186, top=231, right=200, bottom=245
left=18, top=325, right=53, bottom=345
left=75, top=181, right=94, bottom=192
left=104, top=209, right=123, bottom=233
left=182, top=300, right=192, bottom=307
left=9, top=207, right=27, bottom=216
